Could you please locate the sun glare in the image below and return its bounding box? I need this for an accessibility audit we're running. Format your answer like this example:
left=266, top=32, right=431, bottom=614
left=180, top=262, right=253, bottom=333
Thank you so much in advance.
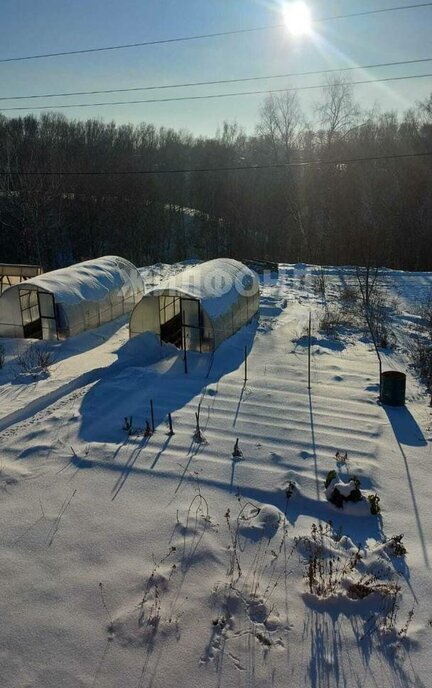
left=283, top=1, right=312, bottom=37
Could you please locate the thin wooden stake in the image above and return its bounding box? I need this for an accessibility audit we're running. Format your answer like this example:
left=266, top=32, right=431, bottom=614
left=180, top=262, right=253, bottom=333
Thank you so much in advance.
left=150, top=399, right=155, bottom=433
left=168, top=413, right=174, bottom=435
left=182, top=309, right=188, bottom=374
left=307, top=312, right=312, bottom=390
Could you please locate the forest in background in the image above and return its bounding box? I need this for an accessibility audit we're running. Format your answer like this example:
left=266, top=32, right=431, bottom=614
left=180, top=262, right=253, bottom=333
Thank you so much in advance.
left=1, top=77, right=431, bottom=271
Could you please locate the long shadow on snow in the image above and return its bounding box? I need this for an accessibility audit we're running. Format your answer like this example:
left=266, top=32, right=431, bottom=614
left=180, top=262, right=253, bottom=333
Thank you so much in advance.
left=78, top=323, right=258, bottom=444
left=304, top=602, right=425, bottom=688
left=295, top=334, right=346, bottom=352
left=8, top=317, right=129, bottom=387
left=68, top=451, right=383, bottom=547
left=383, top=404, right=427, bottom=447
left=383, top=404, right=430, bottom=569
left=49, top=316, right=129, bottom=365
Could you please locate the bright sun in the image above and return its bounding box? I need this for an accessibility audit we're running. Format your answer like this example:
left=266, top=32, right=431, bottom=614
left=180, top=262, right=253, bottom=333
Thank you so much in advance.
left=283, top=1, right=312, bottom=36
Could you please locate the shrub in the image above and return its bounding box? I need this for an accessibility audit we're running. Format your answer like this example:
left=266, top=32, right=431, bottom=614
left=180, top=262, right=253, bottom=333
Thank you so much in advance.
left=123, top=416, right=134, bottom=434
left=333, top=285, right=364, bottom=331
left=368, top=494, right=381, bottom=515
left=324, top=470, right=338, bottom=489
left=411, top=338, right=432, bottom=392
left=0, top=344, right=5, bottom=369
left=311, top=269, right=327, bottom=297
left=325, top=472, right=381, bottom=515
left=16, top=343, right=55, bottom=377
left=384, top=534, right=407, bottom=557
left=295, top=523, right=401, bottom=615
left=286, top=480, right=297, bottom=499
left=335, top=450, right=348, bottom=465
left=347, top=577, right=399, bottom=601
left=364, top=290, right=395, bottom=349
left=339, top=283, right=359, bottom=304
left=417, top=291, right=432, bottom=336
left=325, top=471, right=362, bottom=508
left=319, top=305, right=344, bottom=335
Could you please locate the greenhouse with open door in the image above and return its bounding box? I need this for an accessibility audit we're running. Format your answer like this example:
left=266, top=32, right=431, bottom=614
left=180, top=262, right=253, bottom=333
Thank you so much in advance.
left=0, top=256, right=144, bottom=340
left=129, top=258, right=260, bottom=352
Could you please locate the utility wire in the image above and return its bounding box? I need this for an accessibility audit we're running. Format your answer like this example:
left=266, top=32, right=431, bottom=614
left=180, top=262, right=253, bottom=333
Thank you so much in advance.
left=1, top=56, right=431, bottom=101
left=2, top=72, right=431, bottom=112
left=1, top=151, right=431, bottom=176
left=0, top=2, right=431, bottom=64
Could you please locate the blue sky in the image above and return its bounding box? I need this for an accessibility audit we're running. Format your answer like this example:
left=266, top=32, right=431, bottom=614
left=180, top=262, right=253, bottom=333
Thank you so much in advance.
left=0, top=0, right=431, bottom=135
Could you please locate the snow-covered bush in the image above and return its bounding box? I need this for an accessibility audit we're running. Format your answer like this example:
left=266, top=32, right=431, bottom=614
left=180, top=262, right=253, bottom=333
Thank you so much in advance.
left=324, top=470, right=362, bottom=508
left=383, top=534, right=407, bottom=557
left=368, top=493, right=381, bottom=515
left=324, top=471, right=380, bottom=515
left=295, top=523, right=400, bottom=605
left=295, top=522, right=360, bottom=597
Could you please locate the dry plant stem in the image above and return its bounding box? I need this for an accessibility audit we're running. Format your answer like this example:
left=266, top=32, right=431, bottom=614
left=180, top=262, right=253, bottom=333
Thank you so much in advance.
left=99, top=582, right=113, bottom=627
left=46, top=489, right=77, bottom=546
left=225, top=501, right=261, bottom=582
left=138, top=546, right=176, bottom=626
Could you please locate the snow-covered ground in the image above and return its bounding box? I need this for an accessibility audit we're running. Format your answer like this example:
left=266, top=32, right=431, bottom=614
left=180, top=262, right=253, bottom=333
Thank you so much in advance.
left=0, top=263, right=431, bottom=688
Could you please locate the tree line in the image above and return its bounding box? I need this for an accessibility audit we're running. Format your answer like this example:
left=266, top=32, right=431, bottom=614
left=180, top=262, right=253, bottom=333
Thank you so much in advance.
left=1, top=77, right=431, bottom=271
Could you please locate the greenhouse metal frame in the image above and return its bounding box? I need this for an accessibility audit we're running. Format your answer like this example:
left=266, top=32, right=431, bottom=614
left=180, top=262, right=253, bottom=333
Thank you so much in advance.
left=0, top=263, right=43, bottom=295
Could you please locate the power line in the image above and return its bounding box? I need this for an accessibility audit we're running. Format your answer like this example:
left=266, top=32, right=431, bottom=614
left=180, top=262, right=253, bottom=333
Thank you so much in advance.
left=1, top=151, right=431, bottom=176
left=2, top=72, right=431, bottom=112
left=0, top=3, right=431, bottom=64
left=2, top=56, right=432, bottom=102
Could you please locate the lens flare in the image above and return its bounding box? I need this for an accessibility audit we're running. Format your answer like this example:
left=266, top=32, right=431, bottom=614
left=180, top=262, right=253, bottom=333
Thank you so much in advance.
left=283, top=1, right=312, bottom=36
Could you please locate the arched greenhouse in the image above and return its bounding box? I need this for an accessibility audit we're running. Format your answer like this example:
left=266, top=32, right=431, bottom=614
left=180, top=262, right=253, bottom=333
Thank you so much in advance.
left=129, top=258, right=260, bottom=352
left=0, top=256, right=144, bottom=340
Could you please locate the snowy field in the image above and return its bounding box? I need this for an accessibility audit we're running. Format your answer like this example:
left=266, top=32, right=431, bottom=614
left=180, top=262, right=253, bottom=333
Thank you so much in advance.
left=0, top=263, right=431, bottom=688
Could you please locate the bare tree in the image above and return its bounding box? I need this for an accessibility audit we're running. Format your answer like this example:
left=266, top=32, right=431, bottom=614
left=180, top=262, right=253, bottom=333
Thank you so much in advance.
left=1, top=97, right=431, bottom=271
left=419, top=93, right=432, bottom=121
left=317, top=75, right=360, bottom=144
left=257, top=92, right=303, bottom=161
left=0, top=115, right=64, bottom=266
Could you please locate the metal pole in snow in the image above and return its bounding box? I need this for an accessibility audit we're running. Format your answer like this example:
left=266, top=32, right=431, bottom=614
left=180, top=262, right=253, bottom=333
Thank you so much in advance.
left=150, top=399, right=155, bottom=433
left=244, top=346, right=248, bottom=383
left=168, top=413, right=174, bottom=435
left=307, top=312, right=312, bottom=390
left=182, top=309, right=188, bottom=374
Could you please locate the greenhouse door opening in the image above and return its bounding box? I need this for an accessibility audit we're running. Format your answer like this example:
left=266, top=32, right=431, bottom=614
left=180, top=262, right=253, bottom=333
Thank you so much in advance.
left=158, top=295, right=201, bottom=351
left=19, top=289, right=57, bottom=339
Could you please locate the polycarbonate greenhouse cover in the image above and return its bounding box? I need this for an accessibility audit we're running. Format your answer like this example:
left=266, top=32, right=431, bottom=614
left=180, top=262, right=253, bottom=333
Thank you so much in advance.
left=147, top=258, right=259, bottom=318
left=26, top=256, right=141, bottom=305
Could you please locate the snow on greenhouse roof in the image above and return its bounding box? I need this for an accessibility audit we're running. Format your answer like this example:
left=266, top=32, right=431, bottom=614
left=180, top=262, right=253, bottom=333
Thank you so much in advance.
left=147, top=258, right=259, bottom=319
left=20, top=256, right=142, bottom=306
